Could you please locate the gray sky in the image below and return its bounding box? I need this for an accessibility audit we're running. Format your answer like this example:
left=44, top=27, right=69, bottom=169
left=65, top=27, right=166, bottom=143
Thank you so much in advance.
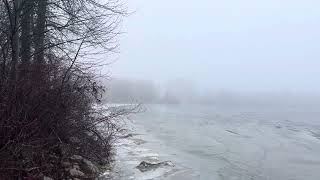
left=110, top=0, right=320, bottom=93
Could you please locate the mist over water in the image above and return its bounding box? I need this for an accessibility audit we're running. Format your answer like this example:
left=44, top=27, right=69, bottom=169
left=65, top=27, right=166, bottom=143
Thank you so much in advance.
left=106, top=79, right=320, bottom=180
left=103, top=78, right=320, bottom=107
left=135, top=104, right=320, bottom=180
left=110, top=0, right=320, bottom=94
left=111, top=102, right=320, bottom=180
left=106, top=0, right=320, bottom=179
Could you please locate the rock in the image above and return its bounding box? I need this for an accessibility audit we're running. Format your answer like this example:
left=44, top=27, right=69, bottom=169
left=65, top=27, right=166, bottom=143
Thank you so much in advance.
left=120, top=133, right=134, bottom=138
left=73, top=164, right=80, bottom=170
left=70, top=155, right=83, bottom=161
left=100, top=170, right=113, bottom=179
left=43, top=176, right=54, bottom=180
left=69, top=155, right=99, bottom=176
left=82, top=158, right=99, bottom=174
left=62, top=161, right=72, bottom=168
left=136, top=161, right=174, bottom=172
left=132, top=138, right=147, bottom=145
left=69, top=168, right=85, bottom=177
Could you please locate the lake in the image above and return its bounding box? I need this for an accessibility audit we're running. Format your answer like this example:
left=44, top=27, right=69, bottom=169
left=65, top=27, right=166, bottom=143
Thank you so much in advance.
left=110, top=103, right=320, bottom=180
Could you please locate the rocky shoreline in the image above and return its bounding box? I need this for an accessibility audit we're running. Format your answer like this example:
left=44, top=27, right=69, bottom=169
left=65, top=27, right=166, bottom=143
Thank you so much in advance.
left=108, top=124, right=189, bottom=180
left=43, top=154, right=106, bottom=180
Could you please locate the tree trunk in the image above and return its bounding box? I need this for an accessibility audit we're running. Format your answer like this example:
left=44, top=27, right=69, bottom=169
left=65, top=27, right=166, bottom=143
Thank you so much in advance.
left=20, top=0, right=33, bottom=77
left=9, top=0, right=21, bottom=82
left=34, top=0, right=47, bottom=65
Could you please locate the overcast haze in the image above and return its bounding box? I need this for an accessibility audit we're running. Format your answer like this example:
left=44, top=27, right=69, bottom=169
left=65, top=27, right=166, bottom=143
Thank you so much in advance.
left=110, top=0, right=320, bottom=93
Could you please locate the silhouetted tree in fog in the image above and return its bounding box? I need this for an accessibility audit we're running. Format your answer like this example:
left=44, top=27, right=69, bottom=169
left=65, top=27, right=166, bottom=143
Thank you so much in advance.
left=0, top=0, right=133, bottom=179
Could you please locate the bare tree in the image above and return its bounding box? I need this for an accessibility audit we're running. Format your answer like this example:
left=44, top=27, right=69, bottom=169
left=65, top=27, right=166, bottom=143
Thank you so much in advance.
left=34, top=0, right=47, bottom=64
left=20, top=0, right=33, bottom=66
left=0, top=0, right=130, bottom=179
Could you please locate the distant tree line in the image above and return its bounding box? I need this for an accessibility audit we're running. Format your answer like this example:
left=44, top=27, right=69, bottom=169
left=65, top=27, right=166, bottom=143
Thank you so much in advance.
left=104, top=79, right=320, bottom=107
left=103, top=79, right=198, bottom=104
left=104, top=79, right=160, bottom=103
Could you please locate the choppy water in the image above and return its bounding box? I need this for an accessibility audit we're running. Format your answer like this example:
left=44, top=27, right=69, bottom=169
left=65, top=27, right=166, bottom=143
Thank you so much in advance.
left=111, top=104, right=320, bottom=180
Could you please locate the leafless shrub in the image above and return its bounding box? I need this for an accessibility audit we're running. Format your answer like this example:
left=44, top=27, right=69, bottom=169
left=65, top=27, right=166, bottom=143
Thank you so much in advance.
left=0, top=0, right=131, bottom=178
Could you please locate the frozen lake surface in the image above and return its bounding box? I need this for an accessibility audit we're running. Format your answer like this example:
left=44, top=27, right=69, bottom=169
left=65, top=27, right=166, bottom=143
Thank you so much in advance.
left=110, top=104, right=320, bottom=180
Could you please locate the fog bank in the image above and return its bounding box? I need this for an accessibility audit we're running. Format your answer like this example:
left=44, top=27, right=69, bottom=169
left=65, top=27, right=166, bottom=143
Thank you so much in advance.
left=103, top=78, right=320, bottom=107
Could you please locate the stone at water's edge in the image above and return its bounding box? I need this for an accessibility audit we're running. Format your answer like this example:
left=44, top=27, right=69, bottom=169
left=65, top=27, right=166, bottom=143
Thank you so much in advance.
left=67, top=155, right=100, bottom=179
left=136, top=161, right=175, bottom=172
left=82, top=158, right=100, bottom=174
left=69, top=168, right=85, bottom=177
left=43, top=176, right=54, bottom=180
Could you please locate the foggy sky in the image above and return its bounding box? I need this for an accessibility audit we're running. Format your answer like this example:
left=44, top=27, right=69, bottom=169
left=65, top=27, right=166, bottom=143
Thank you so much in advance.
left=109, top=0, right=320, bottom=93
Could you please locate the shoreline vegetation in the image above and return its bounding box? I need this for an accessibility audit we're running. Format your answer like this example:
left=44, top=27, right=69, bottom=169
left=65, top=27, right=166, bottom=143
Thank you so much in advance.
left=0, top=0, right=131, bottom=179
